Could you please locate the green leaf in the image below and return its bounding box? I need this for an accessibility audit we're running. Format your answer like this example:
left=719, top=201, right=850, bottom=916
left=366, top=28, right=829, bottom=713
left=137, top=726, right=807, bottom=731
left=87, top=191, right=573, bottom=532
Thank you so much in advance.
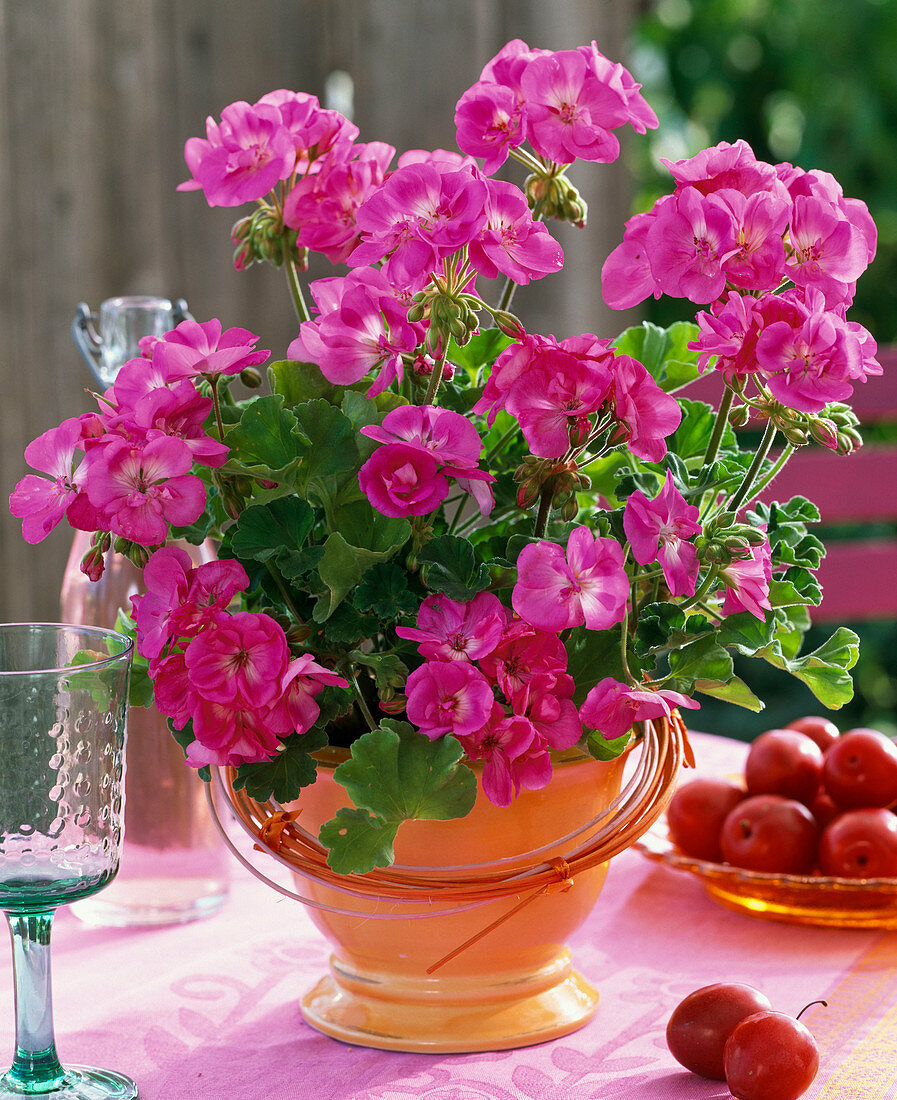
left=769, top=568, right=822, bottom=608
left=319, top=808, right=399, bottom=874
left=231, top=727, right=329, bottom=803
left=417, top=535, right=490, bottom=600
left=314, top=507, right=411, bottom=620
left=353, top=562, right=419, bottom=619
left=613, top=320, right=703, bottom=392
left=668, top=398, right=737, bottom=461
left=274, top=544, right=325, bottom=580
left=694, top=675, right=765, bottom=712
left=319, top=722, right=477, bottom=873
left=292, top=400, right=361, bottom=512
left=667, top=633, right=734, bottom=688
left=227, top=394, right=300, bottom=470
left=322, top=602, right=380, bottom=646
left=564, top=625, right=631, bottom=706
left=333, top=722, right=477, bottom=822
left=269, top=359, right=336, bottom=406
left=113, top=608, right=154, bottom=708
left=714, top=611, right=777, bottom=655
left=585, top=729, right=633, bottom=761
left=230, top=498, right=316, bottom=564
left=756, top=627, right=859, bottom=709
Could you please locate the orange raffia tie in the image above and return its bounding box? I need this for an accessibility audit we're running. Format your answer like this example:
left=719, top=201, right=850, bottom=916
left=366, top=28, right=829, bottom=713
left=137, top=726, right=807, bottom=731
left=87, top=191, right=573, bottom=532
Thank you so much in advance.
left=425, top=857, right=575, bottom=975
left=255, top=808, right=303, bottom=854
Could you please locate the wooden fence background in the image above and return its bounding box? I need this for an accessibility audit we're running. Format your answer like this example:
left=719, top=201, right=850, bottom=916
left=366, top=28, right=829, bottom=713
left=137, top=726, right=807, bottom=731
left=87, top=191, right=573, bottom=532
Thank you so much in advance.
left=0, top=0, right=640, bottom=622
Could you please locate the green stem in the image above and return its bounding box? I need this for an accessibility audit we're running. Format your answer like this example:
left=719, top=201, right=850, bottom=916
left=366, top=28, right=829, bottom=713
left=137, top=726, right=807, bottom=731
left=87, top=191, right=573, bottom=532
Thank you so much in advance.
left=497, top=276, right=517, bottom=314
left=677, top=565, right=722, bottom=614
left=210, top=377, right=226, bottom=442
left=285, top=253, right=311, bottom=325
left=703, top=386, right=735, bottom=466
left=534, top=480, right=554, bottom=538
left=350, top=670, right=378, bottom=732
left=743, top=442, right=796, bottom=506
left=728, top=419, right=778, bottom=515
left=424, top=347, right=448, bottom=405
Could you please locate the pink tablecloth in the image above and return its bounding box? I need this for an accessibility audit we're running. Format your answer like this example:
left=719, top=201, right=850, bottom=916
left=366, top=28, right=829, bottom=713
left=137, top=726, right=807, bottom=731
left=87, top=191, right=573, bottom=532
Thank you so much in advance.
left=2, top=733, right=896, bottom=1099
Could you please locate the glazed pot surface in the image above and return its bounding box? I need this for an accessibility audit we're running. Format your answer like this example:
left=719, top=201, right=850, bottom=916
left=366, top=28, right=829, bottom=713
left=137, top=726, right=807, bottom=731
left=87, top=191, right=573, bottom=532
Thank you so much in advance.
left=292, top=748, right=628, bottom=1052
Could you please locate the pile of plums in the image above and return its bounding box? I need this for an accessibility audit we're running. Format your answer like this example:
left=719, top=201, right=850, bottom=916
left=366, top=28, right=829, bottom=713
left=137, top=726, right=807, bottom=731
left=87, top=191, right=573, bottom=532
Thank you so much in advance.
left=667, top=717, right=897, bottom=877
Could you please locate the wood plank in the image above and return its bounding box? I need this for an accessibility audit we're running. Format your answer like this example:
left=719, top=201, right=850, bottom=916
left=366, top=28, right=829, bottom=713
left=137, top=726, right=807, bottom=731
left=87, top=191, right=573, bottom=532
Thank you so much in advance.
left=811, top=541, right=897, bottom=622
left=759, top=445, right=897, bottom=524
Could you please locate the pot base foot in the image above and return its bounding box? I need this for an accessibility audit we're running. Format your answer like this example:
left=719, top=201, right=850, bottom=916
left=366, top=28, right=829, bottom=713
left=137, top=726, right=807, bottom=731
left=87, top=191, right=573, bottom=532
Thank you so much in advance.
left=300, top=952, right=599, bottom=1053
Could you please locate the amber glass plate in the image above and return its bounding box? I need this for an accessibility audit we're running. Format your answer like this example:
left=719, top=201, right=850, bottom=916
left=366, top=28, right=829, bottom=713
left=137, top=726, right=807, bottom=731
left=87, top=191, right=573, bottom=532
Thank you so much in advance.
left=635, top=827, right=897, bottom=928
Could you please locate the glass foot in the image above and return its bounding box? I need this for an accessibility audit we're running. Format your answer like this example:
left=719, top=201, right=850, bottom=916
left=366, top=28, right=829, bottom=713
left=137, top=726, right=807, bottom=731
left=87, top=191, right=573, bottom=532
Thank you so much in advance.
left=0, top=1066, right=137, bottom=1099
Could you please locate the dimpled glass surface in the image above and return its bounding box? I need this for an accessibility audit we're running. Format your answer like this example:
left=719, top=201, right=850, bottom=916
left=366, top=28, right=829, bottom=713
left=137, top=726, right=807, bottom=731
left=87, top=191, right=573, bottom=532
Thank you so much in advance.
left=0, top=625, right=129, bottom=910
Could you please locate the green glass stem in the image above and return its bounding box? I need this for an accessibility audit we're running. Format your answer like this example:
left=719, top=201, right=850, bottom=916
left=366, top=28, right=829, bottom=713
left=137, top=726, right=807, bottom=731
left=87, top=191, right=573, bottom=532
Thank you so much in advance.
left=3, top=910, right=66, bottom=1093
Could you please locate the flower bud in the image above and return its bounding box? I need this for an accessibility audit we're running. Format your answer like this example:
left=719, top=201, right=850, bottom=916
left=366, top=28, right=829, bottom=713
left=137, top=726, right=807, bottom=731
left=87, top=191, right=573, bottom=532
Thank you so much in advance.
left=728, top=403, right=751, bottom=428
left=780, top=423, right=810, bottom=447
left=239, top=367, right=263, bottom=389
left=379, top=695, right=407, bottom=715
left=493, top=310, right=526, bottom=341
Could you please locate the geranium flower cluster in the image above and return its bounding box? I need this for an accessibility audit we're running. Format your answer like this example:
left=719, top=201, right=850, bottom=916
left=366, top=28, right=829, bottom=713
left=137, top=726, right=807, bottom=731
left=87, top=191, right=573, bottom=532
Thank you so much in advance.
left=130, top=547, right=347, bottom=768
left=10, top=318, right=268, bottom=554
left=454, top=38, right=658, bottom=172
left=602, top=139, right=879, bottom=418
left=398, top=591, right=582, bottom=806
left=473, top=333, right=681, bottom=462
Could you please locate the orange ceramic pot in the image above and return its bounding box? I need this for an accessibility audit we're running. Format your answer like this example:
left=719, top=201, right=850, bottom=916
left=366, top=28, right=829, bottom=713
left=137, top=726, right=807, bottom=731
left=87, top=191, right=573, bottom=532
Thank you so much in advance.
left=291, top=746, right=629, bottom=1053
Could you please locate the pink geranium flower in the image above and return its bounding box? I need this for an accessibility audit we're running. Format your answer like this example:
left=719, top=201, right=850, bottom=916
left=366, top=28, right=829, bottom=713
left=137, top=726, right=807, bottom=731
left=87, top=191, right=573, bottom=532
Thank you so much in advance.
left=478, top=621, right=568, bottom=706
left=359, top=406, right=495, bottom=518
left=459, top=704, right=551, bottom=807
left=623, top=471, right=702, bottom=597
left=358, top=444, right=450, bottom=519
left=267, top=653, right=349, bottom=733
left=454, top=82, right=526, bottom=174
left=580, top=677, right=699, bottom=740
left=184, top=611, right=290, bottom=709
left=600, top=209, right=662, bottom=310
left=514, top=673, right=582, bottom=750
left=512, top=526, right=629, bottom=632
left=396, top=591, right=506, bottom=662
left=405, top=660, right=495, bottom=739
left=786, top=194, right=872, bottom=307
left=520, top=50, right=630, bottom=164
left=646, top=187, right=738, bottom=303
left=288, top=269, right=419, bottom=395
left=179, top=100, right=296, bottom=207
left=186, top=698, right=294, bottom=768
left=607, top=355, right=682, bottom=463
left=283, top=140, right=395, bottom=264
left=468, top=179, right=564, bottom=285
left=9, top=418, right=97, bottom=544
left=84, top=436, right=206, bottom=546
left=149, top=318, right=270, bottom=381
left=504, top=350, right=611, bottom=457
left=719, top=534, right=773, bottom=620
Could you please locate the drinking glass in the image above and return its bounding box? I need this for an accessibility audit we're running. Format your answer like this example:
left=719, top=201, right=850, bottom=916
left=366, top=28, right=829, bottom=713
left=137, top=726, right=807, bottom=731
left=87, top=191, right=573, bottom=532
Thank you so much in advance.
left=0, top=624, right=136, bottom=1098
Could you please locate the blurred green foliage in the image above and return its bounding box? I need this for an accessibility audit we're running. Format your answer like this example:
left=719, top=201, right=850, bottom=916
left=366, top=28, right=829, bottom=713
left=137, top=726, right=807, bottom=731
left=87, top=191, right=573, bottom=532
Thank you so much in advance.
left=625, top=0, right=897, bottom=740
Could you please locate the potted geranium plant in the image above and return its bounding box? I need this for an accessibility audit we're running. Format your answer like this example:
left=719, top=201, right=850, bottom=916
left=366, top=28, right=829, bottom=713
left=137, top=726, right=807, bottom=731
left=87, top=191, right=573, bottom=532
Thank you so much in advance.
left=9, top=37, right=875, bottom=1051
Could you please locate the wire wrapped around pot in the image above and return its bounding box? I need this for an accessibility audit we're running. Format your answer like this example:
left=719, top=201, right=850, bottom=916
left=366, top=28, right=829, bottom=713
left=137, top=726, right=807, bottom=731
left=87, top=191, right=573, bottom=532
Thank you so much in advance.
left=207, top=710, right=690, bottom=925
